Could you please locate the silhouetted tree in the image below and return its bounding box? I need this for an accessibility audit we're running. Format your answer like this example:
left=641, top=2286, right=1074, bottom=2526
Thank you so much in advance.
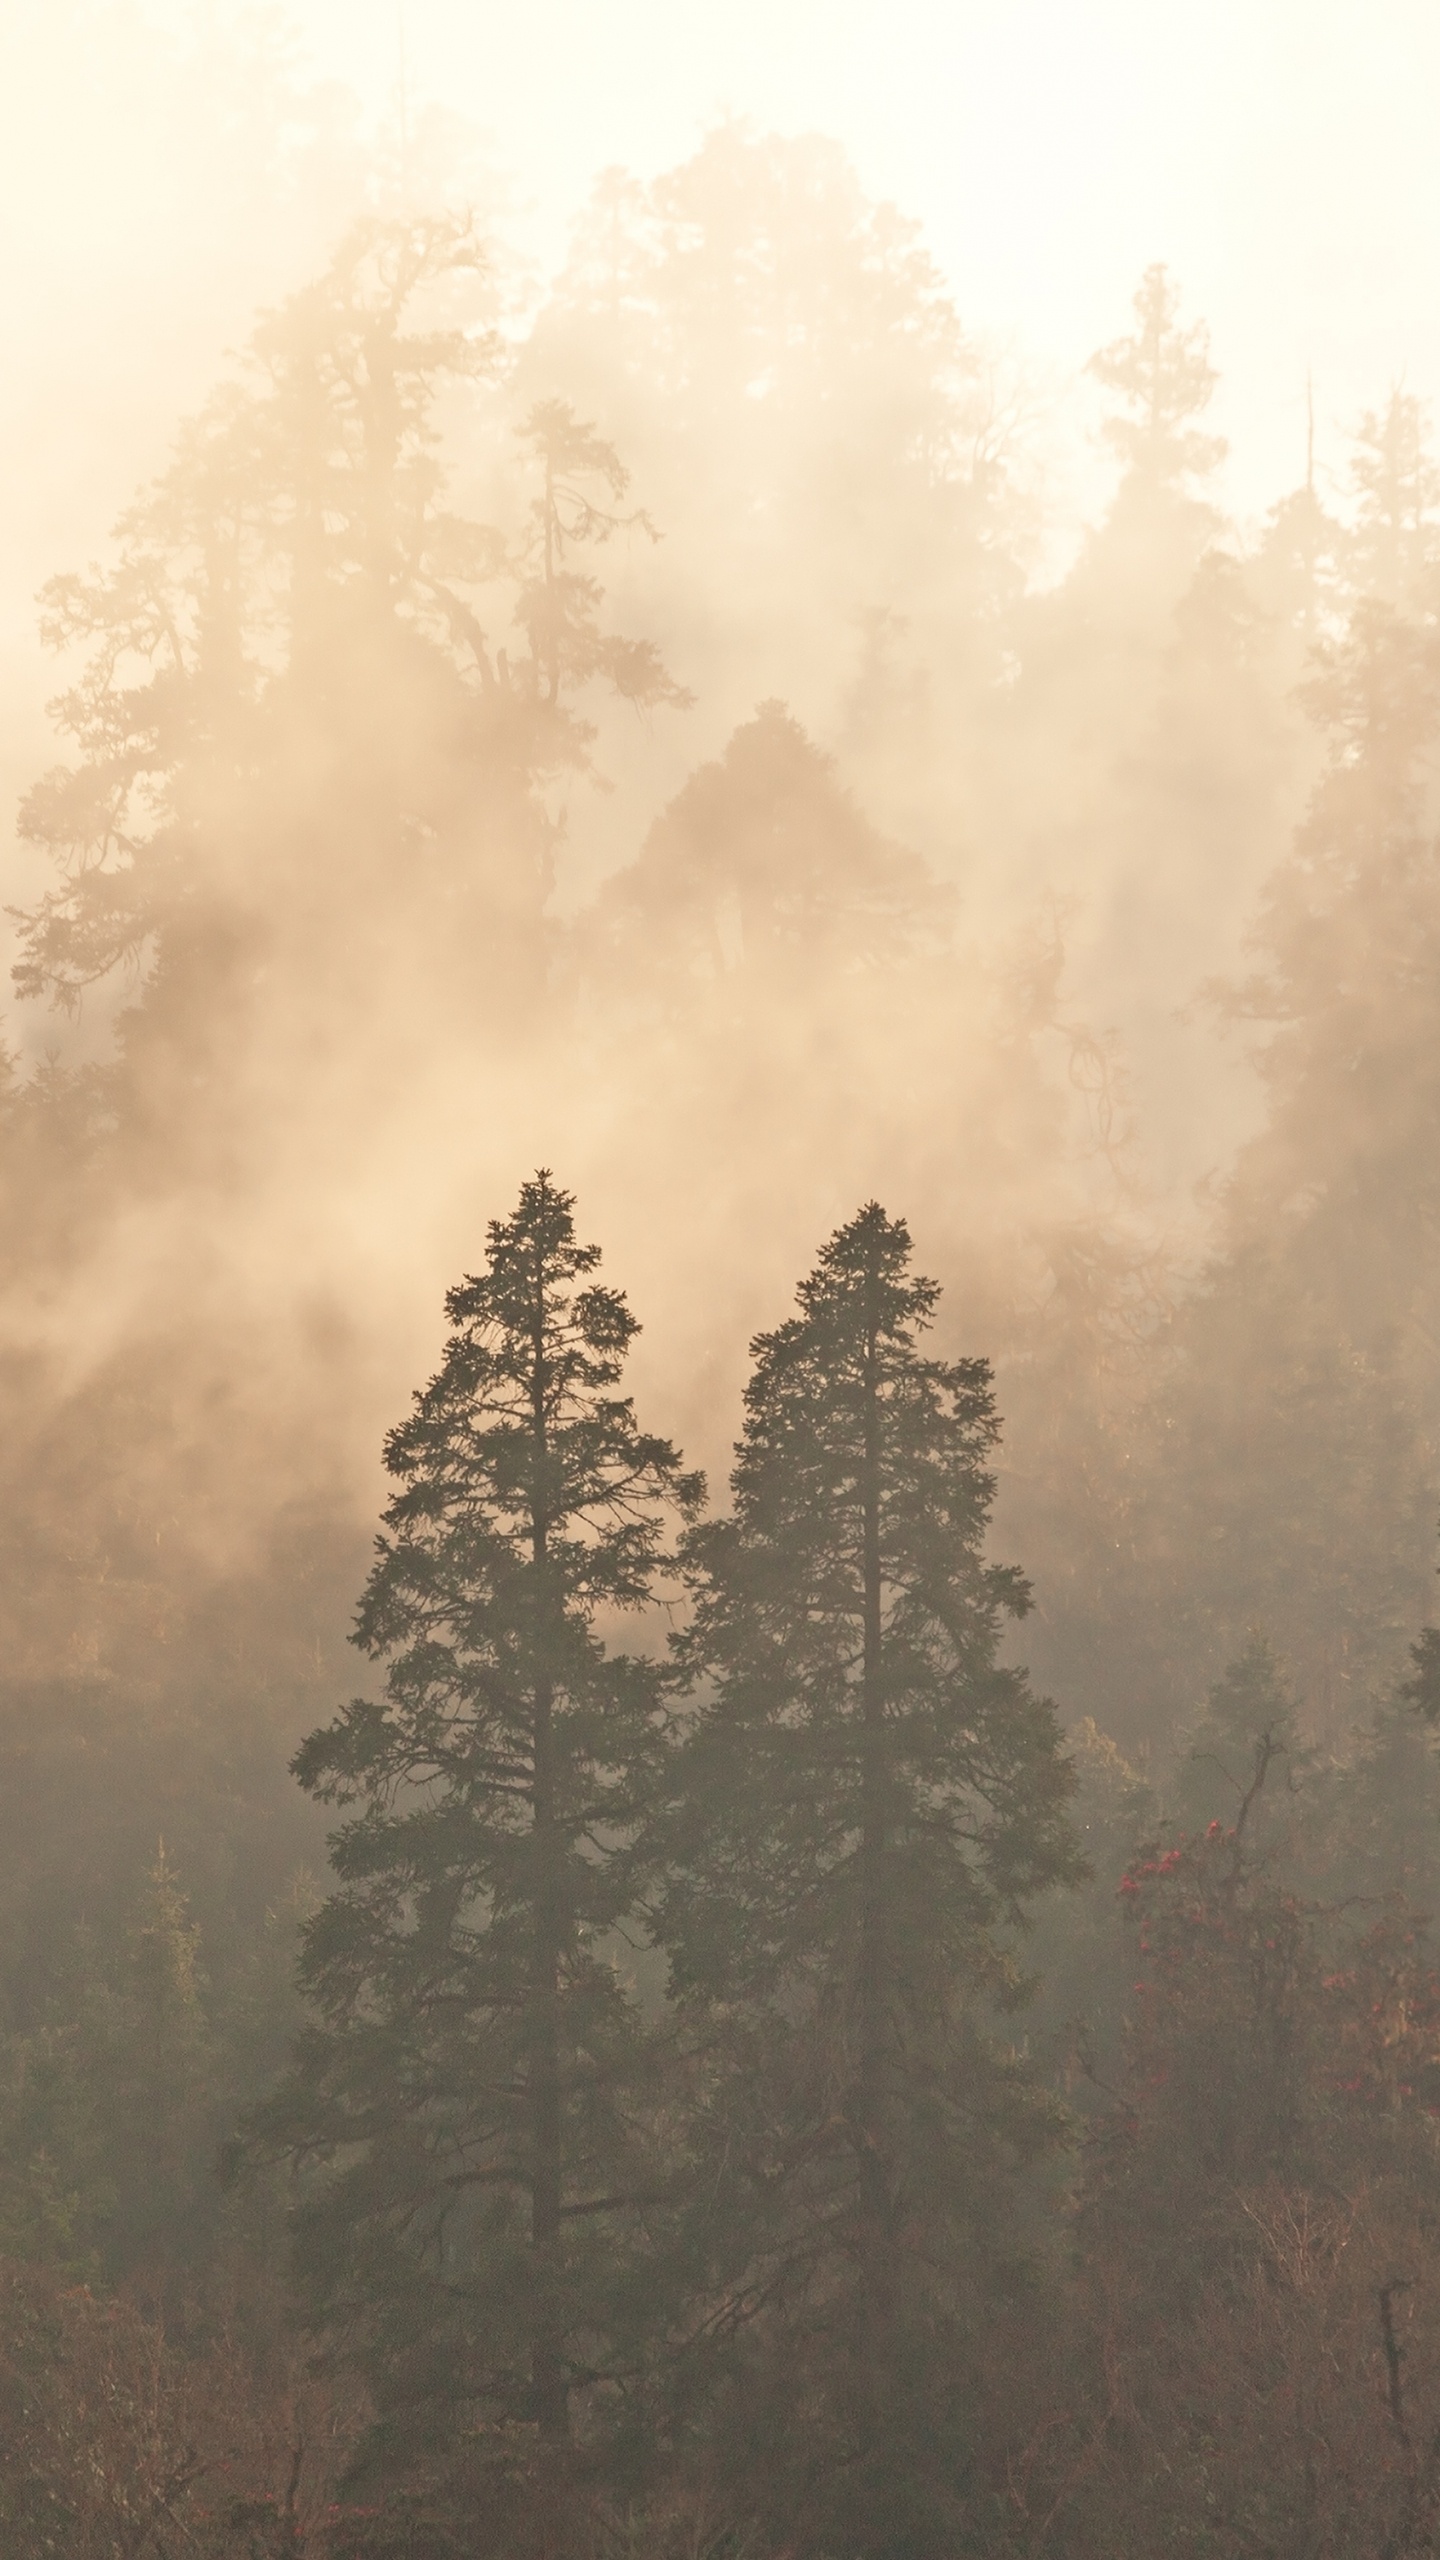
left=1130, top=588, right=1440, bottom=1725
left=532, top=122, right=1028, bottom=845
left=1167, top=1632, right=1306, bottom=1841
left=513, top=398, right=692, bottom=735
left=1348, top=388, right=1440, bottom=608
left=652, top=1202, right=1079, bottom=2559
left=1087, top=261, right=1225, bottom=496
left=1053, top=1712, right=1440, bottom=2560
left=15, top=218, right=689, bottom=1127
left=258, top=1175, right=701, bottom=2477
left=592, top=701, right=944, bottom=1003
left=0, top=215, right=694, bottom=2062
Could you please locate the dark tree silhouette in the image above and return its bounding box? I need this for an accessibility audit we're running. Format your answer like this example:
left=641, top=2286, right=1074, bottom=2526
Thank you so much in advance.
left=258, top=1175, right=701, bottom=2463
left=652, top=1202, right=1079, bottom=2558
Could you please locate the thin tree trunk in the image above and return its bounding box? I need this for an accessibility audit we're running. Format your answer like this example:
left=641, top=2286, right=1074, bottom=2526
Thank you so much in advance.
left=530, top=1282, right=568, bottom=2444
left=856, top=1252, right=892, bottom=2380
left=532, top=1667, right=567, bottom=2441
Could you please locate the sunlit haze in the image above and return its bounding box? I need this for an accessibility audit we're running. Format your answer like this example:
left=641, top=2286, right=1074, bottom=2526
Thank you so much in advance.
left=7, top=6, right=1440, bottom=2535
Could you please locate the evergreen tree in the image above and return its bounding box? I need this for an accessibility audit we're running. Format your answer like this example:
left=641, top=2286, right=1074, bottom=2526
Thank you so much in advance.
left=1402, top=1618, right=1440, bottom=1725
left=0, top=1845, right=226, bottom=2294
left=1128, top=577, right=1440, bottom=1730
left=1061, top=1739, right=1440, bottom=2560
left=1166, top=1632, right=1306, bottom=1844
left=987, top=263, right=1285, bottom=1367
left=14, top=218, right=686, bottom=1076
left=1086, top=261, right=1225, bottom=495
left=653, top=1203, right=1079, bottom=2558
left=591, top=701, right=945, bottom=1007
left=1347, top=388, right=1440, bottom=609
left=258, top=1174, right=701, bottom=2475
left=1022, top=1717, right=1156, bottom=2117
left=513, top=398, right=692, bottom=737
left=0, top=216, right=694, bottom=2129
left=95, top=1846, right=216, bottom=2287
left=530, top=124, right=1026, bottom=851
left=1326, top=1679, right=1440, bottom=1909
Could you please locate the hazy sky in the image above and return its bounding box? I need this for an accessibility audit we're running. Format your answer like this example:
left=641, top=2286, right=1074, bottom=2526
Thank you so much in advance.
left=287, top=0, right=1440, bottom=528
left=2, top=0, right=1437, bottom=785
left=3, top=0, right=1437, bottom=589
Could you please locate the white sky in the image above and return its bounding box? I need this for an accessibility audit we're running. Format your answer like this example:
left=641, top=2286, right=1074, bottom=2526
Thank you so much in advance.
left=287, top=0, right=1440, bottom=529
left=2, top=0, right=1437, bottom=573
left=2, top=0, right=1438, bottom=725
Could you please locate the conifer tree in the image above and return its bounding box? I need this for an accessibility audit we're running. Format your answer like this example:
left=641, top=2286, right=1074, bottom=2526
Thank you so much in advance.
left=1087, top=261, right=1225, bottom=494
left=514, top=398, right=692, bottom=735
left=592, top=701, right=945, bottom=1005
left=13, top=218, right=690, bottom=1123
left=653, top=1203, right=1079, bottom=2556
left=1167, top=1632, right=1305, bottom=1844
left=259, top=1174, right=701, bottom=2469
left=1347, top=388, right=1440, bottom=608
left=1125, top=566, right=1440, bottom=1727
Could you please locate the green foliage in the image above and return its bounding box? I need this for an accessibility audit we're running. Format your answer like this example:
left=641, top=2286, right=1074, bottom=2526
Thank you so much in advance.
left=1325, top=1681, right=1440, bottom=1908
left=1166, top=1632, right=1306, bottom=1841
left=1402, top=1620, right=1440, bottom=1724
left=652, top=1203, right=1081, bottom=2557
left=0, top=1839, right=320, bottom=2312
left=259, top=1175, right=701, bottom=2465
left=1023, top=1718, right=1156, bottom=2108
left=1031, top=1699, right=1440, bottom=2560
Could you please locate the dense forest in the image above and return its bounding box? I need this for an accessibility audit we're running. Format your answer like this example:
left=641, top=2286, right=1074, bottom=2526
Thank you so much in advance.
left=4, top=96, right=1440, bottom=2559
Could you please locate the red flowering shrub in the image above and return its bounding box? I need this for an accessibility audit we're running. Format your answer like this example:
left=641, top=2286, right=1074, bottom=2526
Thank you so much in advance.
left=0, top=2259, right=360, bottom=2556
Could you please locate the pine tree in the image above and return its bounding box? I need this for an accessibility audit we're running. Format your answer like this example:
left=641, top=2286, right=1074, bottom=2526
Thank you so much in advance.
left=513, top=398, right=692, bottom=736
left=592, top=701, right=945, bottom=1006
left=1167, top=1632, right=1306, bottom=1844
left=1348, top=389, right=1440, bottom=608
left=99, top=1845, right=216, bottom=2286
left=13, top=219, right=692, bottom=1066
left=0, top=220, right=695, bottom=2142
left=531, top=124, right=1024, bottom=844
left=1125, top=572, right=1440, bottom=1729
left=258, top=1174, right=701, bottom=2474
left=653, top=1202, right=1079, bottom=2557
left=1087, top=261, right=1225, bottom=494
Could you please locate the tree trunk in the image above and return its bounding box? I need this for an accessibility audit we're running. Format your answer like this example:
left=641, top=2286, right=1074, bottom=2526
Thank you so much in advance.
left=531, top=1666, right=567, bottom=2442
left=856, top=1251, right=892, bottom=2383
left=530, top=1282, right=568, bottom=2445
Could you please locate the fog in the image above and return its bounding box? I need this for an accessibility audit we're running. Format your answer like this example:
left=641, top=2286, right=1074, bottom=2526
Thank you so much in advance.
left=7, top=6, right=1440, bottom=2545
left=4, top=0, right=1440, bottom=1733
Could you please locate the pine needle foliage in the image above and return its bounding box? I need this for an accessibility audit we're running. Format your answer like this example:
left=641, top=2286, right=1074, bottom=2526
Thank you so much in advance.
left=261, top=1173, right=702, bottom=2465
left=652, top=1203, right=1081, bottom=2556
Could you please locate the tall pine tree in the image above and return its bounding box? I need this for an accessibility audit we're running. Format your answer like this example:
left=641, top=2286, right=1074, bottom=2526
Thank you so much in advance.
left=653, top=1203, right=1079, bottom=2558
left=258, top=1174, right=701, bottom=2478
